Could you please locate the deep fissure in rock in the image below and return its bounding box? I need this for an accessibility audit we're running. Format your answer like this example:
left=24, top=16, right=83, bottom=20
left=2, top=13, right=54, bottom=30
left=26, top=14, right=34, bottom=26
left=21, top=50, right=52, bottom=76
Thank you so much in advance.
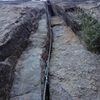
left=46, top=1, right=55, bottom=16
left=42, top=2, right=54, bottom=100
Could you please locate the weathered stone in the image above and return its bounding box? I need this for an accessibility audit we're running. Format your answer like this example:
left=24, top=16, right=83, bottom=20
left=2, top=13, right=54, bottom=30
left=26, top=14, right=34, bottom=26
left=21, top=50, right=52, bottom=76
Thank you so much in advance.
left=0, top=1, right=100, bottom=100
left=0, top=1, right=45, bottom=100
left=50, top=17, right=100, bottom=100
left=77, top=1, right=100, bottom=21
left=10, top=14, right=48, bottom=100
left=49, top=1, right=82, bottom=32
left=49, top=0, right=100, bottom=33
left=0, top=56, right=17, bottom=100
left=51, top=16, right=65, bottom=27
left=0, top=5, right=42, bottom=61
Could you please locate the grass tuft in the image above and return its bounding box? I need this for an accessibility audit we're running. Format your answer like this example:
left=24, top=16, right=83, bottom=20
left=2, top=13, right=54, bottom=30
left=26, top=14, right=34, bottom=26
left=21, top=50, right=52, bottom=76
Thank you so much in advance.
left=79, top=13, right=100, bottom=54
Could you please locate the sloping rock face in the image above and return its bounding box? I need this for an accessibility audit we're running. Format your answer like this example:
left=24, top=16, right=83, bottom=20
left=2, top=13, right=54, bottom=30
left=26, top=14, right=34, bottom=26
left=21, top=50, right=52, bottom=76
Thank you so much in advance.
left=10, top=14, right=48, bottom=100
left=50, top=16, right=100, bottom=100
left=49, top=0, right=100, bottom=99
left=50, top=0, right=100, bottom=32
left=0, top=1, right=45, bottom=100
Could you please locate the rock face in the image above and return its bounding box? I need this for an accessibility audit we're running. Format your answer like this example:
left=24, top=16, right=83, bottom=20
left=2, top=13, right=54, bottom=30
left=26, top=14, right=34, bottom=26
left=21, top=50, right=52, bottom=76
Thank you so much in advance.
left=49, top=0, right=100, bottom=30
left=10, top=14, right=48, bottom=100
left=0, top=0, right=100, bottom=100
left=0, top=1, right=45, bottom=100
left=50, top=16, right=100, bottom=100
left=49, top=0, right=100, bottom=100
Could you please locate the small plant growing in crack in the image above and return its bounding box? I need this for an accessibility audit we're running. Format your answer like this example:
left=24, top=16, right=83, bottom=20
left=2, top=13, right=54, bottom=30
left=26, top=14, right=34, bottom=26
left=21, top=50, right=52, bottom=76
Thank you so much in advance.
left=79, top=12, right=100, bottom=54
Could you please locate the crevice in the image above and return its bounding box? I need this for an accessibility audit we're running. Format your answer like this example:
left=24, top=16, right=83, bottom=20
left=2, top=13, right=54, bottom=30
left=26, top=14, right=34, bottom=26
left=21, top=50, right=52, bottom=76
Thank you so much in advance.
left=41, top=2, right=54, bottom=100
left=10, top=89, right=33, bottom=98
left=65, top=7, right=76, bottom=12
left=46, top=1, right=55, bottom=17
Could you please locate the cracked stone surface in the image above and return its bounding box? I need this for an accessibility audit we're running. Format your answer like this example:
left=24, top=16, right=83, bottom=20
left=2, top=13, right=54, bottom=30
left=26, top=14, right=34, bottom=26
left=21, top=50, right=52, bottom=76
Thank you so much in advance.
left=10, top=14, right=48, bottom=100
left=0, top=0, right=100, bottom=100
left=0, top=1, right=45, bottom=100
left=50, top=17, right=100, bottom=100
left=50, top=0, right=100, bottom=22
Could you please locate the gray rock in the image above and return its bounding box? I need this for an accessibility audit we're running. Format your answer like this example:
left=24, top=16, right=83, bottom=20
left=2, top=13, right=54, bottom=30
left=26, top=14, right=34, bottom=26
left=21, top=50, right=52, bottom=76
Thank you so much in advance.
left=50, top=0, right=100, bottom=32
left=10, top=14, right=48, bottom=100
left=0, top=1, right=45, bottom=100
left=50, top=20, right=100, bottom=100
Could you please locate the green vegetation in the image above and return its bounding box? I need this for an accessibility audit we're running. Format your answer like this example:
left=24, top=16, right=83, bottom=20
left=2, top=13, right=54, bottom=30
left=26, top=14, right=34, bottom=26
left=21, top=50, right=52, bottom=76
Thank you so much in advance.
left=79, top=13, right=100, bottom=54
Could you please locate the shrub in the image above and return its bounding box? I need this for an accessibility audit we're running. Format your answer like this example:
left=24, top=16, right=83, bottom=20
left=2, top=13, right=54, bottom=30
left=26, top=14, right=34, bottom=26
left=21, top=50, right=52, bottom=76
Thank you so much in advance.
left=79, top=13, right=100, bottom=54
